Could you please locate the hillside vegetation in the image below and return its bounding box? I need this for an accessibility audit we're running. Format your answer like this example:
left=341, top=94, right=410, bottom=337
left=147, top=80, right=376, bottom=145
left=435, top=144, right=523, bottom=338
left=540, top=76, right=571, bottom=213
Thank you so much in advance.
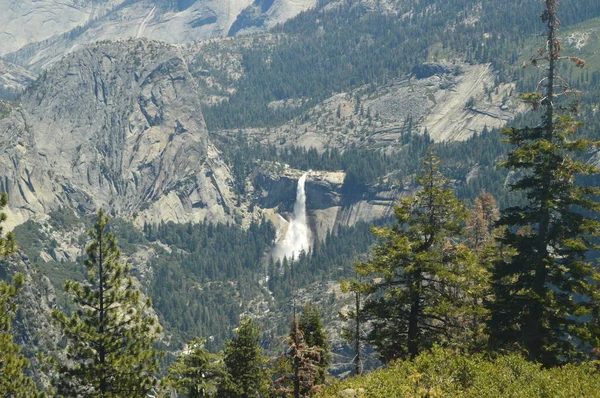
left=320, top=347, right=600, bottom=398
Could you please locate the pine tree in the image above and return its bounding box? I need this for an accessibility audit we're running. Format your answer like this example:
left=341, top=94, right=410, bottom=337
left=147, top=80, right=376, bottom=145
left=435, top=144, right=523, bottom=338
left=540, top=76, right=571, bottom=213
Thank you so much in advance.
left=272, top=312, right=321, bottom=398
left=488, top=0, right=600, bottom=367
left=340, top=274, right=365, bottom=376
left=51, top=209, right=162, bottom=397
left=165, top=337, right=226, bottom=397
left=466, top=192, right=500, bottom=254
left=298, top=304, right=330, bottom=385
left=220, top=316, right=267, bottom=398
left=1, top=273, right=39, bottom=398
left=464, top=192, right=500, bottom=350
left=0, top=193, right=38, bottom=398
left=355, top=150, right=487, bottom=361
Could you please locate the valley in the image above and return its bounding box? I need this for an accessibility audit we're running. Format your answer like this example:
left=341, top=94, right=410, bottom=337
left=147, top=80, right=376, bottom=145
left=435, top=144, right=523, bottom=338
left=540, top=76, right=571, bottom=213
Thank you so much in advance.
left=1, top=0, right=600, bottom=395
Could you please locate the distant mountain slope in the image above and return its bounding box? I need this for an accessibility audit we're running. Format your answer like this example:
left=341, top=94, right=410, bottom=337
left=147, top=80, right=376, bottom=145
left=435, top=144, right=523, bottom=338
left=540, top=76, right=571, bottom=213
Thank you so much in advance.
left=0, top=0, right=124, bottom=55
left=0, top=0, right=317, bottom=70
left=199, top=0, right=600, bottom=131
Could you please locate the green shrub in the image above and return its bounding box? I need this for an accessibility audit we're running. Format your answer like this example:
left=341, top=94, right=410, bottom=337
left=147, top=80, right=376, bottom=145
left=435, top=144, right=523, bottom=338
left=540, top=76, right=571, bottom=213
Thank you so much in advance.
left=320, top=347, right=600, bottom=397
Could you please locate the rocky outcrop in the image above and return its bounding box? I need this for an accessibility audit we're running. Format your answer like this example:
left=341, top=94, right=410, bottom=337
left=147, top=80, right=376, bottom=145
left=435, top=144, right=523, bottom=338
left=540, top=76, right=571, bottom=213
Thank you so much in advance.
left=413, top=62, right=452, bottom=79
left=253, top=167, right=404, bottom=242
left=0, top=39, right=236, bottom=228
left=0, top=60, right=36, bottom=97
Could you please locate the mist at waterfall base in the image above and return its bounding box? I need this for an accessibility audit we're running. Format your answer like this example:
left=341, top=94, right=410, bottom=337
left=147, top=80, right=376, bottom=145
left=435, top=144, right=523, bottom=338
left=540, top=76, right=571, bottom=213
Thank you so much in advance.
left=272, top=173, right=311, bottom=262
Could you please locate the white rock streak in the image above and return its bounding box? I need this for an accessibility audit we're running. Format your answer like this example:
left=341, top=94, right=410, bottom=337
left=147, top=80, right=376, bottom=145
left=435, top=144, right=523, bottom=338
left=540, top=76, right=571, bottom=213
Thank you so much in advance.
left=273, top=172, right=311, bottom=261
left=136, top=6, right=156, bottom=38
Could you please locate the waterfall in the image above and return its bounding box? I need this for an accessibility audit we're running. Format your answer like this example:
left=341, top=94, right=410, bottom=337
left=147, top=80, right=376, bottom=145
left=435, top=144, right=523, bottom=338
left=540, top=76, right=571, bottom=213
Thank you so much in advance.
left=273, top=172, right=311, bottom=261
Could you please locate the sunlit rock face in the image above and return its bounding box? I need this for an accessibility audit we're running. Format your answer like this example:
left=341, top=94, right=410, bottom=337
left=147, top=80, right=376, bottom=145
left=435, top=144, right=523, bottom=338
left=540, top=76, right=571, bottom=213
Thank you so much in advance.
left=0, top=0, right=317, bottom=70
left=0, top=39, right=236, bottom=228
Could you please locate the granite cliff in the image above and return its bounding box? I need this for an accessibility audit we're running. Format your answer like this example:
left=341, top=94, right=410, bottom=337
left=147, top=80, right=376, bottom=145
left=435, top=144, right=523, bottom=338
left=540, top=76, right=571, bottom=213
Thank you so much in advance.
left=0, top=39, right=237, bottom=229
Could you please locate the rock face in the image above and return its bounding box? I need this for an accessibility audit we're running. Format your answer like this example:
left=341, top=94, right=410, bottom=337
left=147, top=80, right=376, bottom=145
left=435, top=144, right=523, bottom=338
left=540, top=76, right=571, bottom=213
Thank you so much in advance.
left=253, top=168, right=403, bottom=243
left=0, top=39, right=235, bottom=228
left=1, top=0, right=317, bottom=70
left=0, top=0, right=123, bottom=56
left=0, top=60, right=37, bottom=97
left=413, top=62, right=452, bottom=79
left=229, top=0, right=318, bottom=36
left=0, top=38, right=408, bottom=233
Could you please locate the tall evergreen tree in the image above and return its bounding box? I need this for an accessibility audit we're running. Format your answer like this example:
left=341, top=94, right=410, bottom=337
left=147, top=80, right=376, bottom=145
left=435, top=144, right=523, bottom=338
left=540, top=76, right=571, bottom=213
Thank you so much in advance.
left=220, top=317, right=267, bottom=398
left=272, top=311, right=321, bottom=398
left=298, top=304, right=330, bottom=385
left=355, top=150, right=488, bottom=361
left=0, top=193, right=38, bottom=398
left=466, top=192, right=500, bottom=254
left=51, top=209, right=162, bottom=397
left=340, top=274, right=365, bottom=376
left=488, top=0, right=600, bottom=367
left=0, top=274, right=39, bottom=398
left=165, top=337, right=226, bottom=397
left=464, top=192, right=500, bottom=350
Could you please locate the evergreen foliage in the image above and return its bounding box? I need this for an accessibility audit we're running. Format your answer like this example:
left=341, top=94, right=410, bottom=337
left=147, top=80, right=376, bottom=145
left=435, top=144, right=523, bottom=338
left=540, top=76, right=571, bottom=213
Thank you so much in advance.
left=464, top=192, right=502, bottom=351
left=298, top=304, right=331, bottom=385
left=165, top=337, right=226, bottom=398
left=0, top=193, right=38, bottom=398
left=221, top=317, right=268, bottom=398
left=465, top=193, right=500, bottom=254
left=354, top=151, right=489, bottom=362
left=488, top=0, right=600, bottom=366
left=0, top=272, right=39, bottom=398
left=0, top=193, right=16, bottom=258
left=272, top=314, right=323, bottom=398
left=268, top=222, right=377, bottom=304
left=215, top=129, right=431, bottom=194
left=50, top=209, right=161, bottom=397
left=339, top=276, right=365, bottom=377
left=146, top=220, right=275, bottom=347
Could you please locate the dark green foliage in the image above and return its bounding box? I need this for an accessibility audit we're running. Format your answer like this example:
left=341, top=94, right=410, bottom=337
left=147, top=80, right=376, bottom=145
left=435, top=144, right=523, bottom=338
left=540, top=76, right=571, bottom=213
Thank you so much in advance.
left=221, top=317, right=268, bottom=397
left=488, top=0, right=600, bottom=366
left=50, top=210, right=161, bottom=397
left=217, top=126, right=524, bottom=211
left=165, top=337, right=226, bottom=397
left=355, top=151, right=488, bottom=362
left=0, top=273, right=39, bottom=398
left=299, top=304, right=330, bottom=385
left=0, top=193, right=37, bottom=398
left=145, top=219, right=381, bottom=350
left=47, top=208, right=88, bottom=231
left=12, top=220, right=47, bottom=264
left=339, top=277, right=365, bottom=377
left=146, top=220, right=275, bottom=348
left=268, top=222, right=376, bottom=304
left=215, top=128, right=431, bottom=194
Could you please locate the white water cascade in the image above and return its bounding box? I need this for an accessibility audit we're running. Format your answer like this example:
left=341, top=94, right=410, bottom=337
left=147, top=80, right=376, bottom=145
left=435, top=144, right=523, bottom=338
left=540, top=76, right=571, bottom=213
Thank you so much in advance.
left=273, top=172, right=311, bottom=261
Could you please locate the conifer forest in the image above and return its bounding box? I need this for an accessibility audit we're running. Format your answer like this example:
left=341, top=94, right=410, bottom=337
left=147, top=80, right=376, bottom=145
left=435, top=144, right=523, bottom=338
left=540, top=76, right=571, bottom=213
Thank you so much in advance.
left=2, top=0, right=600, bottom=396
